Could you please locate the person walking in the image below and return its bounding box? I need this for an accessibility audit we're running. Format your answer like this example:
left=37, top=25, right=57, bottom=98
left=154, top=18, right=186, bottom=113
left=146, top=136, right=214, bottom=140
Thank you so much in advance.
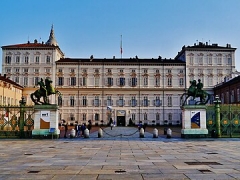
left=75, top=123, right=79, bottom=137
left=87, top=120, right=92, bottom=133
left=64, top=123, right=68, bottom=138
left=81, top=123, right=86, bottom=137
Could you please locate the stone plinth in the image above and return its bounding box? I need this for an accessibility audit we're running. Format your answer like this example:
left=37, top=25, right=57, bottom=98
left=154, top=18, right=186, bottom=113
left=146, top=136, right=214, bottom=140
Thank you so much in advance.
left=32, top=104, right=60, bottom=139
left=181, top=105, right=208, bottom=138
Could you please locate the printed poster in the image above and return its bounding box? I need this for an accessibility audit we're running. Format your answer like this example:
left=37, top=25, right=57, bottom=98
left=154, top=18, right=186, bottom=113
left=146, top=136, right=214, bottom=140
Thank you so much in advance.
left=191, top=111, right=200, bottom=128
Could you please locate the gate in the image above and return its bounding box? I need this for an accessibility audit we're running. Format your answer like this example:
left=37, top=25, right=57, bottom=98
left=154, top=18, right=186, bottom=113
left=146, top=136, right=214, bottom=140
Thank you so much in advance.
left=0, top=105, right=34, bottom=138
left=206, top=104, right=240, bottom=137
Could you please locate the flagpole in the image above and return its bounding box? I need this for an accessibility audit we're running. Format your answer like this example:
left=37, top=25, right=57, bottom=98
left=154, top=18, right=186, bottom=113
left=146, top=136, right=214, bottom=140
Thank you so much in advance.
left=120, top=35, right=123, bottom=59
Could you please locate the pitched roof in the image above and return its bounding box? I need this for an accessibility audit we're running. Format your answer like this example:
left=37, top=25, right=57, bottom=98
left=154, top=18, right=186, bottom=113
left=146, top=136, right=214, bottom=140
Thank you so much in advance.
left=56, top=57, right=185, bottom=65
left=0, top=74, right=23, bottom=89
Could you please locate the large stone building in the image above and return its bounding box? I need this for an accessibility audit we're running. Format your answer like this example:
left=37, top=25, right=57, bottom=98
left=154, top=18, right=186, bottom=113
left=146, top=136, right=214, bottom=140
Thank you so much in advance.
left=1, top=27, right=237, bottom=126
left=0, top=74, right=23, bottom=106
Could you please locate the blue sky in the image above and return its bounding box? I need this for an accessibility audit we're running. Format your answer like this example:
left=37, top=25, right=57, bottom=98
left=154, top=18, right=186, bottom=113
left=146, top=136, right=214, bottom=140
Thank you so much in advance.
left=1, top=0, right=240, bottom=71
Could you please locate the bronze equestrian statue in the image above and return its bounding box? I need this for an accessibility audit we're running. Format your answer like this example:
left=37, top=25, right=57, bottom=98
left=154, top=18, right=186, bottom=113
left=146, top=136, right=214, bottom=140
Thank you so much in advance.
left=180, top=79, right=210, bottom=106
left=30, top=78, right=62, bottom=105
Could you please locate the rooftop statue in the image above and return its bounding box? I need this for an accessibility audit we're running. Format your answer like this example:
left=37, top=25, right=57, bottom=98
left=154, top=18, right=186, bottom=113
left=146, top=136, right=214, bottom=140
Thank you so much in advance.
left=181, top=79, right=210, bottom=106
left=30, top=78, right=62, bottom=105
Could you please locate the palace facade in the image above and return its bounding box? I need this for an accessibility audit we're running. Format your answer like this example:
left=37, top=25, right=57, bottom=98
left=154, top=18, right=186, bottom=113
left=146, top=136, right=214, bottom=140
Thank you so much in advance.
left=1, top=26, right=237, bottom=126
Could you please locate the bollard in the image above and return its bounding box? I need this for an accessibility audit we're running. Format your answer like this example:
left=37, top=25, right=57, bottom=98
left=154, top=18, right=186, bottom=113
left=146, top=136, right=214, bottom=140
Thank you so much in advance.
left=139, top=128, right=144, bottom=138
left=98, top=128, right=103, bottom=138
left=166, top=128, right=172, bottom=138
left=70, top=129, right=76, bottom=138
left=84, top=128, right=89, bottom=138
left=153, top=128, right=158, bottom=138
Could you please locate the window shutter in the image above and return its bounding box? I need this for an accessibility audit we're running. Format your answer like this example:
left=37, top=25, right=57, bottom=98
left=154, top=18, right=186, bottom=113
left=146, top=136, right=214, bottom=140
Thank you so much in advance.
left=111, top=100, right=113, bottom=106
left=79, top=77, right=82, bottom=86
left=123, top=100, right=125, bottom=106
left=117, top=78, right=120, bottom=86
left=105, top=78, right=108, bottom=86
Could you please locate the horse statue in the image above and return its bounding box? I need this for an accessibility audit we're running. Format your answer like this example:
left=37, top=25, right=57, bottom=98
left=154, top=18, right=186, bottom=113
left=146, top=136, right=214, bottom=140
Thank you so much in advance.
left=180, top=79, right=210, bottom=106
left=30, top=78, right=62, bottom=105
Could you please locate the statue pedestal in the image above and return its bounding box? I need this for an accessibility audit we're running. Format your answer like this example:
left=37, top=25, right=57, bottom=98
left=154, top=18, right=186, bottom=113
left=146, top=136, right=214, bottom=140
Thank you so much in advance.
left=181, top=105, right=208, bottom=138
left=32, top=104, right=60, bottom=139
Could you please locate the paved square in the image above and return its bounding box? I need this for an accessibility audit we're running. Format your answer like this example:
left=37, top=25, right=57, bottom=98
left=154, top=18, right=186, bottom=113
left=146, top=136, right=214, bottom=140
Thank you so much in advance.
left=0, top=127, right=240, bottom=180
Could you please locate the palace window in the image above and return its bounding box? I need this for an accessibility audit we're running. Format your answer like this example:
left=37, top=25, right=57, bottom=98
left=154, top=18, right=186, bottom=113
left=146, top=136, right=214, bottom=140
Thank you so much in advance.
left=155, top=97, right=162, bottom=107
left=94, top=113, right=99, bottom=121
left=23, top=77, right=28, bottom=86
left=70, top=96, right=75, bottom=107
left=46, top=56, right=51, bottom=63
left=130, top=77, right=137, bottom=87
left=35, top=56, right=39, bottom=64
left=107, top=96, right=113, bottom=106
left=143, top=77, right=148, bottom=86
left=131, top=114, right=136, bottom=121
left=156, top=113, right=160, bottom=121
left=6, top=68, right=11, bottom=73
left=118, top=77, right=125, bottom=86
left=5, top=56, right=11, bottom=64
left=106, top=77, right=113, bottom=86
left=155, top=77, right=160, bottom=86
left=82, top=96, right=87, bottom=107
left=34, top=77, right=40, bottom=86
left=16, top=56, right=20, bottom=64
left=70, top=77, right=76, bottom=86
left=94, top=96, right=100, bottom=107
left=15, top=76, right=19, bottom=84
left=94, top=77, right=100, bottom=87
left=130, top=96, right=137, bottom=107
left=82, top=113, right=86, bottom=121
left=58, top=96, right=62, bottom=106
left=179, top=78, right=184, bottom=86
left=144, top=113, right=148, bottom=121
left=167, top=78, right=172, bottom=86
left=24, top=56, right=29, bottom=64
left=143, top=96, right=149, bottom=107
left=167, top=96, right=172, bottom=107
left=117, top=96, right=124, bottom=107
left=58, top=77, right=64, bottom=86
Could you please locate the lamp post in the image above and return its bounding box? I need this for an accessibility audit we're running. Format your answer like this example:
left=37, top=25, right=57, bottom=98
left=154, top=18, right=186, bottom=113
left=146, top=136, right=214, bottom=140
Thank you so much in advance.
left=213, top=95, right=221, bottom=138
left=19, top=97, right=26, bottom=138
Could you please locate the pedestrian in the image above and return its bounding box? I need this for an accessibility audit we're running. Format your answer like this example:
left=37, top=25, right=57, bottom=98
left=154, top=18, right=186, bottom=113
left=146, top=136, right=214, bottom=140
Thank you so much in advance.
left=77, top=124, right=81, bottom=137
left=75, top=123, right=79, bottom=137
left=138, top=121, right=143, bottom=131
left=109, top=118, right=113, bottom=130
left=87, top=120, right=92, bottom=133
left=81, top=123, right=86, bottom=137
left=64, top=123, right=68, bottom=138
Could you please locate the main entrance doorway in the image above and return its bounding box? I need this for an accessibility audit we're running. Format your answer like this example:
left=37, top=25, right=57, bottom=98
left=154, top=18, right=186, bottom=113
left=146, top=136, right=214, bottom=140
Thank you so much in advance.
left=117, top=116, right=125, bottom=126
left=116, top=110, right=126, bottom=126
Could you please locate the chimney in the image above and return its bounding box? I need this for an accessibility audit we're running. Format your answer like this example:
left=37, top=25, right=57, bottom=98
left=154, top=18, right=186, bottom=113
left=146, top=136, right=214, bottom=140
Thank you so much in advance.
left=3, top=74, right=6, bottom=78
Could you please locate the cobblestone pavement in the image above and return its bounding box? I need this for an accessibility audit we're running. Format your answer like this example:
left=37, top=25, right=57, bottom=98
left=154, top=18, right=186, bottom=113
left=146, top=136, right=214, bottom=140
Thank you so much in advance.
left=1, top=126, right=240, bottom=180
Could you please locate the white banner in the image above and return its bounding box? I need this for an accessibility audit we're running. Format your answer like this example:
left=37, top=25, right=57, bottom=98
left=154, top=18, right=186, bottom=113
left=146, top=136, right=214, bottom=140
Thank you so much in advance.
left=41, top=111, right=50, bottom=122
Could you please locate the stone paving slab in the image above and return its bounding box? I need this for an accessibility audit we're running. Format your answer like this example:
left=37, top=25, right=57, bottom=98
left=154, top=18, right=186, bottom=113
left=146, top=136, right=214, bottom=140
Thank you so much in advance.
left=0, top=127, right=240, bottom=179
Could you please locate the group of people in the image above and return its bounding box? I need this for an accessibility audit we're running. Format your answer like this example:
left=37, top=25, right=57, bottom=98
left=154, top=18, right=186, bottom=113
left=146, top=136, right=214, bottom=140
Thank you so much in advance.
left=63, top=120, right=92, bottom=138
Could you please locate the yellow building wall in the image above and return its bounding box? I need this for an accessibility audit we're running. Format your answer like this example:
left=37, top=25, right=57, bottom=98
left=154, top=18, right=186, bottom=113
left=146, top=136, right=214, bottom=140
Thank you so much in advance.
left=0, top=80, right=23, bottom=106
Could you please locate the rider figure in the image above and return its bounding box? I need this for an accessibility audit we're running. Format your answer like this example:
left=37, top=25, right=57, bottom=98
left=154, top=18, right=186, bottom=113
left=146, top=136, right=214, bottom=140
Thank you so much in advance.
left=195, top=79, right=203, bottom=98
left=38, top=78, right=47, bottom=97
